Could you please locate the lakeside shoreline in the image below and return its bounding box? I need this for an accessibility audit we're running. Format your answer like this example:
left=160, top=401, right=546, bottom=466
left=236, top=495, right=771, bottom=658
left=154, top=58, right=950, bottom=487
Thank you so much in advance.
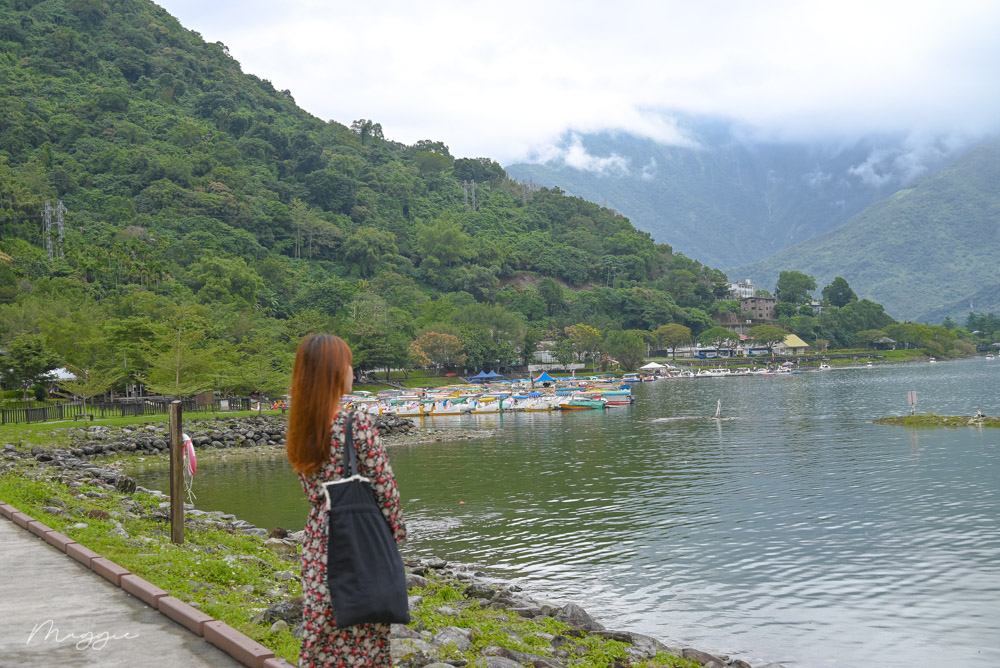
left=1, top=415, right=786, bottom=668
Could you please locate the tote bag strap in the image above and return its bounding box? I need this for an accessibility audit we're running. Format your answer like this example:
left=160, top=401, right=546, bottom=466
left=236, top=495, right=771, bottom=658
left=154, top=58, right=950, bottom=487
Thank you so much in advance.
left=343, top=412, right=361, bottom=478
left=338, top=413, right=372, bottom=485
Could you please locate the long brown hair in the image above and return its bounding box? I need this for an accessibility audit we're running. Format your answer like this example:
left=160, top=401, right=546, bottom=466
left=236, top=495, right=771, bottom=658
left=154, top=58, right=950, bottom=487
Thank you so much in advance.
left=286, top=334, right=353, bottom=475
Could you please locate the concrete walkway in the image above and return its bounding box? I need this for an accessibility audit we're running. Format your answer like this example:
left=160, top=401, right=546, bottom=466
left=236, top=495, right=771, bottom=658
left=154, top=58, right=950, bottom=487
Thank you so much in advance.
left=0, top=516, right=243, bottom=667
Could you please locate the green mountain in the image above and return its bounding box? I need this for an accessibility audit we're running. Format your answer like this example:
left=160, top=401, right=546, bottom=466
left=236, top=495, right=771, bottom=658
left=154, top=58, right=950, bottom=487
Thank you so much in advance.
left=0, top=0, right=732, bottom=382
left=505, top=126, right=965, bottom=269
left=733, top=138, right=1000, bottom=322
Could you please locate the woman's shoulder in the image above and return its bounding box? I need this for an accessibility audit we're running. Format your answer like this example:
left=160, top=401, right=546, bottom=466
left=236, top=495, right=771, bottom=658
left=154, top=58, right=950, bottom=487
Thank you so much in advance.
left=333, top=407, right=368, bottom=425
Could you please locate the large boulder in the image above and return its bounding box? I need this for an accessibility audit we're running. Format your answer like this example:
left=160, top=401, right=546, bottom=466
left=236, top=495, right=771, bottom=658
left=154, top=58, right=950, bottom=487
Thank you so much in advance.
left=430, top=626, right=473, bottom=651
left=681, top=648, right=728, bottom=668
left=390, top=638, right=438, bottom=668
left=553, top=603, right=605, bottom=632
left=263, top=538, right=299, bottom=556
left=251, top=600, right=302, bottom=626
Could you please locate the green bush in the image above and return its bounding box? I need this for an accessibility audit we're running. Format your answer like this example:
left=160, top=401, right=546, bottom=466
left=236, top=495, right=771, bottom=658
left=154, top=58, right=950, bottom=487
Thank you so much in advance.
left=30, top=384, right=47, bottom=401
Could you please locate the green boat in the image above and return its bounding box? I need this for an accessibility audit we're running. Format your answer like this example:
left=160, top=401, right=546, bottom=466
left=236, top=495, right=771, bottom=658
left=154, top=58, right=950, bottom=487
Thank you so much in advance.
left=558, top=397, right=607, bottom=411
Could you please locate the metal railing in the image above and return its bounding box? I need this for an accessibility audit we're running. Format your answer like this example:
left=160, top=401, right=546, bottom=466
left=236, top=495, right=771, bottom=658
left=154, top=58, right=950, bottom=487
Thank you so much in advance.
left=0, top=397, right=252, bottom=426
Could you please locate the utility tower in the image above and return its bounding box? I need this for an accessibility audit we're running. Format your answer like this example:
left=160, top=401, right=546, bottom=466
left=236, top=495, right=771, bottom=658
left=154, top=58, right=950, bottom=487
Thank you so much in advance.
left=55, top=199, right=66, bottom=258
left=42, top=201, right=53, bottom=259
left=462, top=180, right=477, bottom=212
left=41, top=200, right=66, bottom=259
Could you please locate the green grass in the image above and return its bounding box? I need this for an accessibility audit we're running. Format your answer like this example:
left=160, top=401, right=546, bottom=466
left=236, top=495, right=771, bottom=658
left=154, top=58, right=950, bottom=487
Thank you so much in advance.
left=874, top=413, right=999, bottom=428
left=877, top=349, right=931, bottom=362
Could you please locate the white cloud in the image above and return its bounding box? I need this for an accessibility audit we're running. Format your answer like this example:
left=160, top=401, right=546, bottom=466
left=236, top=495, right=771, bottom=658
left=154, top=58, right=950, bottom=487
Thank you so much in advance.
left=848, top=132, right=972, bottom=187
left=157, top=0, right=1000, bottom=163
left=803, top=167, right=832, bottom=189
left=640, top=158, right=658, bottom=181
left=533, top=135, right=631, bottom=176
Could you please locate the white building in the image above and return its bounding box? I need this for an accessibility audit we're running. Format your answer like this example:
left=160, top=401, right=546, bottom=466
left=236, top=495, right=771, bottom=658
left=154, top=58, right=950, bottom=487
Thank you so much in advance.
left=728, top=279, right=755, bottom=300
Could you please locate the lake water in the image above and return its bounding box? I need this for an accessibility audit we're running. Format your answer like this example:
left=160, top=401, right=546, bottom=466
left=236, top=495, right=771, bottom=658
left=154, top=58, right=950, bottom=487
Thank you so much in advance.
left=132, top=357, right=1000, bottom=667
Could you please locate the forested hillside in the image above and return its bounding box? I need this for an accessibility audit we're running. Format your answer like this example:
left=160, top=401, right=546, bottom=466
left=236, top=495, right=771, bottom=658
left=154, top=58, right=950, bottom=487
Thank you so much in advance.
left=0, top=0, right=732, bottom=393
left=733, top=138, right=1000, bottom=322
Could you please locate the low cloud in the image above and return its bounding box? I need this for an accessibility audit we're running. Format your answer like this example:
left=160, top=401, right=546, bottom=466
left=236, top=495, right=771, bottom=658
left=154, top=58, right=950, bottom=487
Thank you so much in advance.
left=803, top=166, right=832, bottom=188
left=848, top=133, right=973, bottom=187
left=640, top=158, right=658, bottom=181
left=531, top=134, right=631, bottom=176
left=157, top=0, right=1000, bottom=163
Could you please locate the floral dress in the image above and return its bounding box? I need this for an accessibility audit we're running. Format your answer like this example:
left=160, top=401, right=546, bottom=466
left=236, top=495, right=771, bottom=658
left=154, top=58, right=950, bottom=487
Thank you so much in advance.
left=297, top=409, right=406, bottom=668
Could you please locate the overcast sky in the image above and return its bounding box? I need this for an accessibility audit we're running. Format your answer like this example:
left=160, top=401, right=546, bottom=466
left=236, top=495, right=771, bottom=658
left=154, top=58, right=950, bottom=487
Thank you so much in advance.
left=156, top=0, right=1000, bottom=164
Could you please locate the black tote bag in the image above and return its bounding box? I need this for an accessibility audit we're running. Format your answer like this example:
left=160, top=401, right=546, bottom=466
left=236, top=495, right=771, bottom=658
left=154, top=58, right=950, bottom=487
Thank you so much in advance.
left=323, top=413, right=410, bottom=628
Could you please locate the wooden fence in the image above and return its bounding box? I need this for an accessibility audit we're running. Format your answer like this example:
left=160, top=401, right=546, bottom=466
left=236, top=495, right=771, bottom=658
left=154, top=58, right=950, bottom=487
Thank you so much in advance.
left=0, top=397, right=252, bottom=426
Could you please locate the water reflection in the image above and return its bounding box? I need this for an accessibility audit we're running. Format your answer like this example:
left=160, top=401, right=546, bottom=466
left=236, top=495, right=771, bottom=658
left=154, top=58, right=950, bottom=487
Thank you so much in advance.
left=132, top=358, right=1000, bottom=667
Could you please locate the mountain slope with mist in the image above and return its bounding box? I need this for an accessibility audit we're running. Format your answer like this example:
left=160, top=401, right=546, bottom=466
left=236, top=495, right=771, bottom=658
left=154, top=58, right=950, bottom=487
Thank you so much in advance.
left=506, top=123, right=970, bottom=270
left=733, top=137, right=1000, bottom=322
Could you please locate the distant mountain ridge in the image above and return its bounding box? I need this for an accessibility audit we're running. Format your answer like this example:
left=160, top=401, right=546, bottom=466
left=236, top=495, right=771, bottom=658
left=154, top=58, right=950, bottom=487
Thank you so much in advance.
left=506, top=123, right=969, bottom=270
left=733, top=137, right=1000, bottom=322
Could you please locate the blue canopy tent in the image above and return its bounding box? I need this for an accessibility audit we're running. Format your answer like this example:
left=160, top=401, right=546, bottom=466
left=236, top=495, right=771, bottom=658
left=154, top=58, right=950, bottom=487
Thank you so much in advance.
left=467, top=370, right=490, bottom=383
left=533, top=371, right=556, bottom=383
left=483, top=370, right=505, bottom=379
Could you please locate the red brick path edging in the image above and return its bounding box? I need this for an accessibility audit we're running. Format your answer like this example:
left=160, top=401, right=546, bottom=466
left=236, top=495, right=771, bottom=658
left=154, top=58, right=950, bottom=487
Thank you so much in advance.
left=0, top=502, right=295, bottom=668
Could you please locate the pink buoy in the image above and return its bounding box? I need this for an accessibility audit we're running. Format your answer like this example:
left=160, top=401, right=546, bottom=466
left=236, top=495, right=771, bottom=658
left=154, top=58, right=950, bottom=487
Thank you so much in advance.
left=182, top=433, right=197, bottom=477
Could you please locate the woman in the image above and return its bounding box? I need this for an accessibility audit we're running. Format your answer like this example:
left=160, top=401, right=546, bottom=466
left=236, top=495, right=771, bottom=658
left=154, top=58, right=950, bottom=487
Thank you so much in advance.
left=286, top=334, right=406, bottom=668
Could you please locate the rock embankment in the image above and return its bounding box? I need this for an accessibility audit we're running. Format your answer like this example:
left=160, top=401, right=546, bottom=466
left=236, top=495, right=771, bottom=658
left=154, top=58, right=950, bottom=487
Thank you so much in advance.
left=7, top=413, right=417, bottom=459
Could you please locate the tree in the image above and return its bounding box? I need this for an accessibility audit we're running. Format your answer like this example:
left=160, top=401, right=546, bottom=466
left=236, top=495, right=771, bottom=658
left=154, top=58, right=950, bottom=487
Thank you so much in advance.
left=653, top=323, right=691, bottom=360
left=775, top=302, right=798, bottom=319
left=536, top=277, right=565, bottom=317
left=417, top=218, right=470, bottom=267
left=349, top=324, right=404, bottom=380
left=143, top=325, right=215, bottom=397
left=554, top=337, right=576, bottom=368
left=410, top=332, right=467, bottom=372
left=821, top=276, right=857, bottom=308
left=289, top=199, right=345, bottom=259
left=680, top=307, right=714, bottom=336
left=451, top=303, right=526, bottom=351
left=564, top=324, right=602, bottom=367
left=350, top=119, right=384, bottom=146
left=855, top=329, right=887, bottom=349
left=230, top=335, right=293, bottom=401
left=61, top=366, right=122, bottom=416
left=697, top=326, right=738, bottom=356
left=788, top=315, right=819, bottom=343
left=521, top=327, right=542, bottom=366
left=603, top=330, right=646, bottom=370
left=775, top=271, right=817, bottom=304
left=747, top=324, right=789, bottom=356
left=456, top=324, right=519, bottom=371
left=342, top=227, right=398, bottom=278
left=3, top=334, right=62, bottom=398
left=452, top=157, right=505, bottom=183
left=885, top=323, right=934, bottom=349
left=414, top=151, right=452, bottom=175
left=186, top=255, right=264, bottom=307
